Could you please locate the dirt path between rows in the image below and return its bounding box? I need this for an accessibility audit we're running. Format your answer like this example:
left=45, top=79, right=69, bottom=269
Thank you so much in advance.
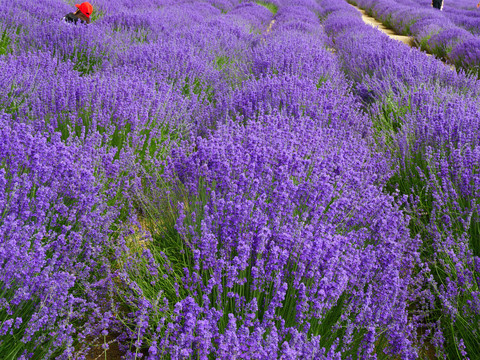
left=349, top=3, right=414, bottom=46
left=266, top=19, right=276, bottom=33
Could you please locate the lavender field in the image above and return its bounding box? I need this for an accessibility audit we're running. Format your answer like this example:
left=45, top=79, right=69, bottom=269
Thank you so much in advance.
left=1, top=0, right=480, bottom=359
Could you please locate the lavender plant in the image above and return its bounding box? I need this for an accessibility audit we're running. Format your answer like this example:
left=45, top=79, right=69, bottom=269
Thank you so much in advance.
left=113, top=4, right=429, bottom=359
left=122, top=113, right=420, bottom=359
left=0, top=113, right=134, bottom=358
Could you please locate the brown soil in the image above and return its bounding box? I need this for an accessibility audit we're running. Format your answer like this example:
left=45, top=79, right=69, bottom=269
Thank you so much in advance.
left=85, top=340, right=124, bottom=360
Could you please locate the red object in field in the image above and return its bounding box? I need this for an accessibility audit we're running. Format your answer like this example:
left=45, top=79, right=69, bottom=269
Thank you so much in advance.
left=75, top=2, right=93, bottom=18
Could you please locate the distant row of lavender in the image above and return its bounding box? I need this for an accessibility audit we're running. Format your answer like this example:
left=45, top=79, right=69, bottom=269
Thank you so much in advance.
left=413, top=0, right=480, bottom=35
left=348, top=0, right=480, bottom=75
left=320, top=0, right=480, bottom=357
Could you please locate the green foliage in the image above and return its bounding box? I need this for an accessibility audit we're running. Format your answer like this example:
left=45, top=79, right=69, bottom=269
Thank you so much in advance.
left=181, top=76, right=215, bottom=104
left=255, top=1, right=278, bottom=15
left=418, top=34, right=434, bottom=53
left=2, top=84, right=27, bottom=115
left=419, top=33, right=458, bottom=61
left=215, top=55, right=230, bottom=70
left=70, top=46, right=104, bottom=76
left=372, top=93, right=411, bottom=149
left=90, top=7, right=104, bottom=23
left=214, top=55, right=249, bottom=89
left=316, top=76, right=329, bottom=88
left=400, top=18, right=418, bottom=36
left=0, top=29, right=12, bottom=56
left=451, top=59, right=480, bottom=79
left=381, top=14, right=394, bottom=30
left=132, top=29, right=149, bottom=43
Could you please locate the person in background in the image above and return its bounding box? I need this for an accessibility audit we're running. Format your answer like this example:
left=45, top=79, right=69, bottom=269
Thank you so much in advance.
left=63, top=2, right=93, bottom=24
left=432, top=0, right=444, bottom=10
left=477, top=1, right=480, bottom=8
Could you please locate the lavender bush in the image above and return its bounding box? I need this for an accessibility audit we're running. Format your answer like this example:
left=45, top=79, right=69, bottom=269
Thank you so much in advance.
left=0, top=113, right=133, bottom=358
left=126, top=112, right=421, bottom=358
left=117, top=3, right=422, bottom=358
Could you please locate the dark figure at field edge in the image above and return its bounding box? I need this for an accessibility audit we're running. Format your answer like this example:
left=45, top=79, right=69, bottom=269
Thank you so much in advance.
left=432, top=0, right=444, bottom=10
left=63, top=2, right=93, bottom=24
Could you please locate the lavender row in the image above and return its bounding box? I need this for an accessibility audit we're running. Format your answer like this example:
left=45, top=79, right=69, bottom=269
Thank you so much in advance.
left=348, top=0, right=480, bottom=76
left=319, top=0, right=480, bottom=357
